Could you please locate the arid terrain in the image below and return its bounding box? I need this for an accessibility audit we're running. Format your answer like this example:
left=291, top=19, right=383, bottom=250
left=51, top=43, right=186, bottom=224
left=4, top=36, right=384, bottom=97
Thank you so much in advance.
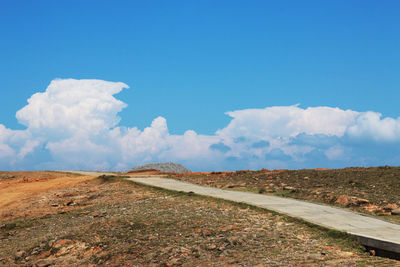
left=0, top=170, right=399, bottom=266
left=173, top=167, right=400, bottom=224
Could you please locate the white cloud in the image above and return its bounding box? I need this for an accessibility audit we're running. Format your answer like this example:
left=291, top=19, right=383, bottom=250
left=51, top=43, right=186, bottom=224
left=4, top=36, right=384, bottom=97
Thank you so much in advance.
left=17, top=140, right=40, bottom=160
left=324, top=145, right=345, bottom=160
left=16, top=79, right=128, bottom=138
left=0, top=124, right=18, bottom=160
left=1, top=78, right=400, bottom=171
left=0, top=142, right=15, bottom=159
left=346, top=111, right=400, bottom=142
left=118, top=117, right=171, bottom=163
left=217, top=105, right=359, bottom=141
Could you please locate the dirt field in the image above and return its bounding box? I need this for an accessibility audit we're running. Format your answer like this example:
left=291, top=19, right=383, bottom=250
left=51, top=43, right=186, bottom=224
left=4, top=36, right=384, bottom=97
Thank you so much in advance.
left=0, top=172, right=95, bottom=220
left=0, top=171, right=399, bottom=266
left=173, top=166, right=400, bottom=223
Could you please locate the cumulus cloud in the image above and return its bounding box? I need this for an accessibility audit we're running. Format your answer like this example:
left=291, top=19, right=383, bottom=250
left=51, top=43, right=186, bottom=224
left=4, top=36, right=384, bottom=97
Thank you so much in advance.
left=16, top=79, right=128, bottom=138
left=346, top=111, right=400, bottom=142
left=0, top=125, right=14, bottom=159
left=1, top=78, right=400, bottom=171
left=217, top=105, right=359, bottom=140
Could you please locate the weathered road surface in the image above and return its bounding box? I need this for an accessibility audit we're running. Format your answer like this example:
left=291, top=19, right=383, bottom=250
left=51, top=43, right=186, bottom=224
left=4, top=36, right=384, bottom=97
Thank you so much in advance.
left=58, top=170, right=118, bottom=176
left=61, top=171, right=168, bottom=178
left=129, top=177, right=400, bottom=257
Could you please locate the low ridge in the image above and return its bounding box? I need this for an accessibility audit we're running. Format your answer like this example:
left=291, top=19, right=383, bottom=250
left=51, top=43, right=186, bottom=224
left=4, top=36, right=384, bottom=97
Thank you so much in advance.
left=130, top=162, right=191, bottom=174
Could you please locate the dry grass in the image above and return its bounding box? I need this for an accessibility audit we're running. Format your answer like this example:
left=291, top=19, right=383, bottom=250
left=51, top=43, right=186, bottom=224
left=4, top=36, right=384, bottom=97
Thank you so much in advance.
left=173, top=166, right=400, bottom=223
left=0, top=172, right=399, bottom=266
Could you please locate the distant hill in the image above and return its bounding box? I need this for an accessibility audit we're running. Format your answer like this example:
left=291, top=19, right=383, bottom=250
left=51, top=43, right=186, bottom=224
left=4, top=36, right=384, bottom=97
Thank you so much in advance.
left=130, top=162, right=191, bottom=174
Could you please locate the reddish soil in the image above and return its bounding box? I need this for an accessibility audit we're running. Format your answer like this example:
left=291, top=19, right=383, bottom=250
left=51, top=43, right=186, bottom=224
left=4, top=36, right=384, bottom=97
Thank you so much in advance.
left=0, top=172, right=95, bottom=220
left=0, top=171, right=399, bottom=266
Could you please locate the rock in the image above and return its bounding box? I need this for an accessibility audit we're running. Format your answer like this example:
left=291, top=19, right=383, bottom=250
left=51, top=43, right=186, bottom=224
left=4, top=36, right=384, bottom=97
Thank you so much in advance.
left=14, top=250, right=25, bottom=259
left=335, top=195, right=351, bottom=206
left=311, top=188, right=322, bottom=194
left=218, top=244, right=227, bottom=251
left=162, top=246, right=173, bottom=254
left=338, top=251, right=356, bottom=257
left=235, top=170, right=250, bottom=174
left=308, top=253, right=323, bottom=260
left=206, top=244, right=217, bottom=250
left=376, top=209, right=391, bottom=216
left=384, top=203, right=399, bottom=212
left=31, top=247, right=40, bottom=255
left=335, top=195, right=369, bottom=207
left=221, top=249, right=235, bottom=256
left=144, top=252, right=156, bottom=261
left=327, top=195, right=337, bottom=202
left=0, top=174, right=15, bottom=179
left=202, top=230, right=212, bottom=236
left=53, top=239, right=71, bottom=249
left=35, top=258, right=53, bottom=267
left=63, top=199, right=74, bottom=206
left=227, top=237, right=243, bottom=246
left=166, top=258, right=180, bottom=266
left=220, top=226, right=230, bottom=232
left=355, top=198, right=370, bottom=205
left=363, top=203, right=380, bottom=213
left=283, top=186, right=297, bottom=192
left=92, top=212, right=100, bottom=217
left=391, top=208, right=400, bottom=215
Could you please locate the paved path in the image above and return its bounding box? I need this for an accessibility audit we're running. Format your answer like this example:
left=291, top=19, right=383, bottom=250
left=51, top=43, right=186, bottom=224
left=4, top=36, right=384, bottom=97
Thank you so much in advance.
left=59, top=170, right=118, bottom=176
left=129, top=177, right=400, bottom=255
left=61, top=170, right=170, bottom=178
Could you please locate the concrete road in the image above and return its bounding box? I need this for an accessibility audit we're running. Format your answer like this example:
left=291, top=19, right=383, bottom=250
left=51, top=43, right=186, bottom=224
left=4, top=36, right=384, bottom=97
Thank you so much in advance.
left=59, top=170, right=168, bottom=178
left=57, top=170, right=118, bottom=176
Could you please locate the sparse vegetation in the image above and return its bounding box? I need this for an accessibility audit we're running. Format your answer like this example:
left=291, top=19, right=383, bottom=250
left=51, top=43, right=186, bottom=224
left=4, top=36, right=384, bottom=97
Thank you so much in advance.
left=0, top=171, right=399, bottom=265
left=173, top=166, right=400, bottom=223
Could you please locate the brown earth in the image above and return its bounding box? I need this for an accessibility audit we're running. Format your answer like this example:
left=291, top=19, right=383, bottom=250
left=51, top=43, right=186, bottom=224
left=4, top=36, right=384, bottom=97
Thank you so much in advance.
left=172, top=166, right=400, bottom=223
left=0, top=171, right=399, bottom=266
left=0, top=172, right=96, bottom=220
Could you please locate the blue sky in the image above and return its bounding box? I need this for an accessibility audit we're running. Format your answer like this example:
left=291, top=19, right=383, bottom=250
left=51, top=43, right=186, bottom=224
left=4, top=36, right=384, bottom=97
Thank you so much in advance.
left=1, top=1, right=400, bottom=171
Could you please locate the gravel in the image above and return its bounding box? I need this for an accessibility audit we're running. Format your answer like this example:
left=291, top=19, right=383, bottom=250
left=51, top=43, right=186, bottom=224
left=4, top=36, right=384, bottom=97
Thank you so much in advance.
left=130, top=162, right=191, bottom=174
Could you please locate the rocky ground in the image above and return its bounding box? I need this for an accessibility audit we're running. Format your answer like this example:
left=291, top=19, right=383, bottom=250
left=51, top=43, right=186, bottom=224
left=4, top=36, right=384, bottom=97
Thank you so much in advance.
left=172, top=166, right=400, bottom=224
left=130, top=162, right=191, bottom=174
left=1, top=171, right=399, bottom=266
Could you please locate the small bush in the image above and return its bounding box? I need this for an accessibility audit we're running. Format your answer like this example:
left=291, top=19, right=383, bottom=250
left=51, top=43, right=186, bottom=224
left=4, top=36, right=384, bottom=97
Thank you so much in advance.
left=258, top=187, right=266, bottom=194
